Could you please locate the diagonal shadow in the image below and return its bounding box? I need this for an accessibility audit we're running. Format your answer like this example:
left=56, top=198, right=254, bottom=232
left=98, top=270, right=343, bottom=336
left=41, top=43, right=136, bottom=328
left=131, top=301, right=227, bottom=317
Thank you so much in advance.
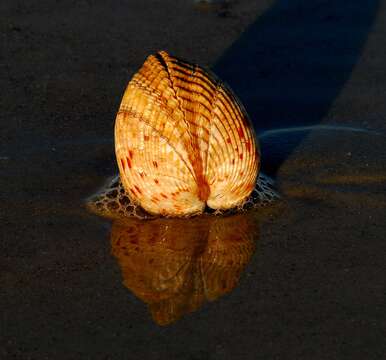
left=214, top=0, right=380, bottom=176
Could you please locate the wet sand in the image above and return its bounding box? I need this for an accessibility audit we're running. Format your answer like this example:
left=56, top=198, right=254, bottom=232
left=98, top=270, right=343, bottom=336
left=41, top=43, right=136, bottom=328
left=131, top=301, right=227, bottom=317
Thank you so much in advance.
left=1, top=0, right=386, bottom=359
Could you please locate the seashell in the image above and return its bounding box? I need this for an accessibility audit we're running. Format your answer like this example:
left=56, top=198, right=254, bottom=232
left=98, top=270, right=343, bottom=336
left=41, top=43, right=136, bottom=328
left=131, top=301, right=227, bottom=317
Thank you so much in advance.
left=115, top=51, right=260, bottom=217
left=110, top=213, right=257, bottom=325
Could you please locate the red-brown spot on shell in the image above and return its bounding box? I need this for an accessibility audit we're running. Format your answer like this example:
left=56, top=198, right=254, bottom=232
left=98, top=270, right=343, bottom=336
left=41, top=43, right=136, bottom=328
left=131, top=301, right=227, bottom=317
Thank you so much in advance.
left=144, top=135, right=149, bottom=141
left=134, top=185, right=142, bottom=194
left=226, top=137, right=231, bottom=144
left=239, top=153, right=243, bottom=160
left=128, top=150, right=134, bottom=159
left=160, top=193, right=168, bottom=199
left=154, top=179, right=159, bottom=184
left=245, top=141, right=251, bottom=153
left=232, top=158, right=235, bottom=165
left=247, top=183, right=255, bottom=192
left=151, top=196, right=159, bottom=203
left=153, top=161, right=158, bottom=168
left=139, top=172, right=145, bottom=178
left=126, top=156, right=132, bottom=168
left=238, top=127, right=245, bottom=139
left=120, top=158, right=125, bottom=170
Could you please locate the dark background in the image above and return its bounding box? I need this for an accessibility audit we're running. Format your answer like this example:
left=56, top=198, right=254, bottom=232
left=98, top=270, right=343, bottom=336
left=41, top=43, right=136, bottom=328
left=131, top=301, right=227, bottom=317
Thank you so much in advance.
left=1, top=1, right=385, bottom=359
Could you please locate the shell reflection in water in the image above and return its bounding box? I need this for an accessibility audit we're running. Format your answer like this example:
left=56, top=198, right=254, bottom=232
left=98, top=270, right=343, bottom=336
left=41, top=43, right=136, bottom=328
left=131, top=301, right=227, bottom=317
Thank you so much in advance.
left=110, top=213, right=258, bottom=325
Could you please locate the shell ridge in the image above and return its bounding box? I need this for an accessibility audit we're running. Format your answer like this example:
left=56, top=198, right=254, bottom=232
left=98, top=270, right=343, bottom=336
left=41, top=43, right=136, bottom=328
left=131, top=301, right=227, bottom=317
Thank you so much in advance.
left=156, top=52, right=196, bottom=157
left=214, top=88, right=238, bottom=190
left=186, top=64, right=211, bottom=201
left=211, top=86, right=241, bottom=199
left=121, top=76, right=195, bottom=178
left=163, top=54, right=210, bottom=200
left=225, top=84, right=260, bottom=189
left=214, top=90, right=240, bottom=184
left=205, top=82, right=258, bottom=209
left=204, top=81, right=219, bottom=182
left=117, top=108, right=196, bottom=183
left=222, top=86, right=254, bottom=198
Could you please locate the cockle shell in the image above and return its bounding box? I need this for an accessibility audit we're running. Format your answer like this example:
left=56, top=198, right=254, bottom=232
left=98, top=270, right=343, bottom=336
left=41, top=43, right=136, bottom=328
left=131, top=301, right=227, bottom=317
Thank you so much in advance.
left=115, top=51, right=259, bottom=217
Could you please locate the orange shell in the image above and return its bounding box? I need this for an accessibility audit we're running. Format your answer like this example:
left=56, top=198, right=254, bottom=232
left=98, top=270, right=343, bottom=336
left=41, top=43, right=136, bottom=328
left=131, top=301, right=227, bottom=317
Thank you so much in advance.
left=115, top=51, right=260, bottom=216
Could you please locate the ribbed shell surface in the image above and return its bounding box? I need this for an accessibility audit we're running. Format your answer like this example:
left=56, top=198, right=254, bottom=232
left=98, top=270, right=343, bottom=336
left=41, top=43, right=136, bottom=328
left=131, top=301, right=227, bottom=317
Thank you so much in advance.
left=115, top=51, right=259, bottom=217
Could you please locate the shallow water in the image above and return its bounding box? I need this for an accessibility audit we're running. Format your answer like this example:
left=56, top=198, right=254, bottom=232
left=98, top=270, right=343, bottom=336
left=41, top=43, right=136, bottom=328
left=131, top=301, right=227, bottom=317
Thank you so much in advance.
left=79, top=125, right=386, bottom=327
left=3, top=120, right=386, bottom=358
left=108, top=214, right=259, bottom=326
